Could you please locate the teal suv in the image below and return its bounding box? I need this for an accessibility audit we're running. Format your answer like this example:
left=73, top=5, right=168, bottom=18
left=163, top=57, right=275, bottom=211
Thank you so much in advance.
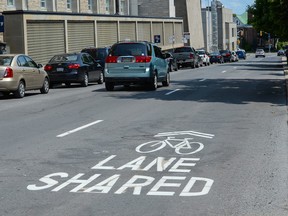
left=104, top=41, right=170, bottom=91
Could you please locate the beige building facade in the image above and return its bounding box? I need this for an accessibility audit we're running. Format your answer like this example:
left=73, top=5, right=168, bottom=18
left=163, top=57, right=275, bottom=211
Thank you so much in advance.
left=3, top=10, right=183, bottom=64
left=217, top=7, right=237, bottom=50
left=175, top=0, right=204, bottom=49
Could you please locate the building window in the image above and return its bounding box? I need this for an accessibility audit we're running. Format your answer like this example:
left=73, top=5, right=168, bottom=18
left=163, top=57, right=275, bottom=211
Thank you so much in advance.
left=120, top=0, right=125, bottom=15
left=105, top=0, right=110, bottom=14
left=7, top=0, right=15, bottom=6
left=40, top=0, right=46, bottom=8
left=88, top=0, right=92, bottom=10
left=67, top=0, right=72, bottom=10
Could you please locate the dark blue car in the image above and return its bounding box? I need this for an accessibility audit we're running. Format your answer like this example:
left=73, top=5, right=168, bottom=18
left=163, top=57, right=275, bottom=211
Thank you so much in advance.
left=236, top=50, right=246, bottom=59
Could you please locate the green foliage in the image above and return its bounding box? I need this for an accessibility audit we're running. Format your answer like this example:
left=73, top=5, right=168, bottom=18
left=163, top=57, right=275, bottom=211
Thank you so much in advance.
left=277, top=41, right=288, bottom=50
left=248, top=0, right=288, bottom=40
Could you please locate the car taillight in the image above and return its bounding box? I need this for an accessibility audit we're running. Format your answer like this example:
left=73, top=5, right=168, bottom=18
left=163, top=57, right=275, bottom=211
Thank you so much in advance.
left=68, top=63, right=80, bottom=69
left=106, top=56, right=118, bottom=63
left=135, top=56, right=152, bottom=63
left=44, top=65, right=53, bottom=71
left=3, top=67, right=13, bottom=78
left=189, top=53, right=194, bottom=59
left=226, top=53, right=231, bottom=57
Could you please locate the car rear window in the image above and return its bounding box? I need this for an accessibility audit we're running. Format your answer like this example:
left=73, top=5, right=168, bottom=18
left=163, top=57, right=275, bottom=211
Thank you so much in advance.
left=197, top=50, right=205, bottom=55
left=49, top=55, right=78, bottom=63
left=110, top=43, right=148, bottom=56
left=0, top=56, right=13, bottom=66
left=174, top=47, right=192, bottom=53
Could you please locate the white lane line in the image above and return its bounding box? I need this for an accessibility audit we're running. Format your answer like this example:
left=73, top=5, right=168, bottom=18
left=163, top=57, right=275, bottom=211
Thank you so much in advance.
left=165, top=89, right=180, bottom=95
left=199, top=78, right=206, bottom=82
left=57, top=120, right=103, bottom=138
left=221, top=70, right=227, bottom=73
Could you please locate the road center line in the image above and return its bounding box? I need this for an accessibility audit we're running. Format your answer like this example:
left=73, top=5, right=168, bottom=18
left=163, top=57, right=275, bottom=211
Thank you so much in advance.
left=57, top=120, right=103, bottom=138
left=165, top=89, right=180, bottom=95
left=221, top=70, right=227, bottom=73
left=199, top=78, right=206, bottom=82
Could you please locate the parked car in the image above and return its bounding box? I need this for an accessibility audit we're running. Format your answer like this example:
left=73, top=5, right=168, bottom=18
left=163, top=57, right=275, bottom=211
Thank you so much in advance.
left=277, top=49, right=285, bottom=56
left=44, top=52, right=104, bottom=87
left=196, top=49, right=210, bottom=66
left=209, top=51, right=224, bottom=64
left=219, top=50, right=232, bottom=62
left=173, top=46, right=198, bottom=69
left=0, top=54, right=49, bottom=98
left=164, top=51, right=178, bottom=72
left=255, top=49, right=265, bottom=58
left=104, top=41, right=169, bottom=91
left=195, top=51, right=204, bottom=67
left=231, top=51, right=239, bottom=62
left=236, top=50, right=246, bottom=59
left=81, top=47, right=110, bottom=68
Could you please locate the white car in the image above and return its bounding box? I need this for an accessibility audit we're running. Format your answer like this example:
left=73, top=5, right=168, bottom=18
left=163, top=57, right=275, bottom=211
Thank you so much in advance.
left=196, top=50, right=210, bottom=66
left=255, top=49, right=265, bottom=58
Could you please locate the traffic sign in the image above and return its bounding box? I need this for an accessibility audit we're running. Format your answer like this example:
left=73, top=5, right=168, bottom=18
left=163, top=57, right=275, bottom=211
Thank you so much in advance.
left=154, top=35, right=161, bottom=43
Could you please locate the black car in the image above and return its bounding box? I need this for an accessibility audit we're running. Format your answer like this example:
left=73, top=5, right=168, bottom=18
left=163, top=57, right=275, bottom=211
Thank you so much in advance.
left=81, top=47, right=110, bottom=68
left=44, top=53, right=104, bottom=87
left=209, top=52, right=224, bottom=64
left=219, top=50, right=232, bottom=62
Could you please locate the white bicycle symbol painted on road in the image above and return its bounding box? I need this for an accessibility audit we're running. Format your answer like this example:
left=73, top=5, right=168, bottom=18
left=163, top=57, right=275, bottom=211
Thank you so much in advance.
left=136, top=137, right=204, bottom=155
left=136, top=131, right=214, bottom=155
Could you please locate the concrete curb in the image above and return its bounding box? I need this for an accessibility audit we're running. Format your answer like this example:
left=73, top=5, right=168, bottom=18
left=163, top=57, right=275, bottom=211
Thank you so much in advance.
left=283, top=57, right=288, bottom=105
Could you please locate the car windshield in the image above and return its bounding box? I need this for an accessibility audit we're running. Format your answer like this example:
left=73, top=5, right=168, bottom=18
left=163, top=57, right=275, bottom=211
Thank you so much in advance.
left=210, top=52, right=220, bottom=55
left=256, top=49, right=264, bottom=52
left=49, top=55, right=78, bottom=63
left=110, top=43, right=148, bottom=56
left=0, top=56, right=13, bottom=66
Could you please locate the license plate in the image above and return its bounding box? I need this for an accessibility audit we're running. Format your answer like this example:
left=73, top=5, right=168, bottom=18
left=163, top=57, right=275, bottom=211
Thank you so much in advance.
left=57, top=67, right=64, bottom=72
left=121, top=57, right=132, bottom=62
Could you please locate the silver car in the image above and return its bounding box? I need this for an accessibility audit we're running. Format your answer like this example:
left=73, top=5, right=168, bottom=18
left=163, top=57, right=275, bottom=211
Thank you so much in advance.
left=255, top=49, right=265, bottom=58
left=0, top=54, right=49, bottom=98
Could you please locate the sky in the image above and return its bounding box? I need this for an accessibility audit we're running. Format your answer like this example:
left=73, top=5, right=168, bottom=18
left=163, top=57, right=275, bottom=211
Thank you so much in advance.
left=201, top=0, right=255, bottom=15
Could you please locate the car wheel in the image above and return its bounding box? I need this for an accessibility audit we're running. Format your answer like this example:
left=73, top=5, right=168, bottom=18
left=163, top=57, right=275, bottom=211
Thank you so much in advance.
left=65, top=82, right=71, bottom=87
left=105, top=82, right=114, bottom=91
left=81, top=73, right=89, bottom=87
left=177, top=63, right=181, bottom=69
left=162, top=72, right=170, bottom=87
left=14, top=80, right=25, bottom=98
left=40, top=77, right=49, bottom=94
left=148, top=73, right=158, bottom=90
left=97, top=72, right=104, bottom=84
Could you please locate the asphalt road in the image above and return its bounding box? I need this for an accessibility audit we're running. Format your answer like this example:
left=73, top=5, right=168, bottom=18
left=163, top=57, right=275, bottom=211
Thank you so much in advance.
left=1, top=53, right=288, bottom=216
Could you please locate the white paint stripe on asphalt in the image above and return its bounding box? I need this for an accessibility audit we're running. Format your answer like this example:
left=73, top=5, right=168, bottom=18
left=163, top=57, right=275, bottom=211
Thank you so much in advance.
left=57, top=120, right=103, bottom=138
left=222, top=70, right=227, bottom=73
left=165, top=89, right=180, bottom=95
left=199, top=79, right=206, bottom=82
